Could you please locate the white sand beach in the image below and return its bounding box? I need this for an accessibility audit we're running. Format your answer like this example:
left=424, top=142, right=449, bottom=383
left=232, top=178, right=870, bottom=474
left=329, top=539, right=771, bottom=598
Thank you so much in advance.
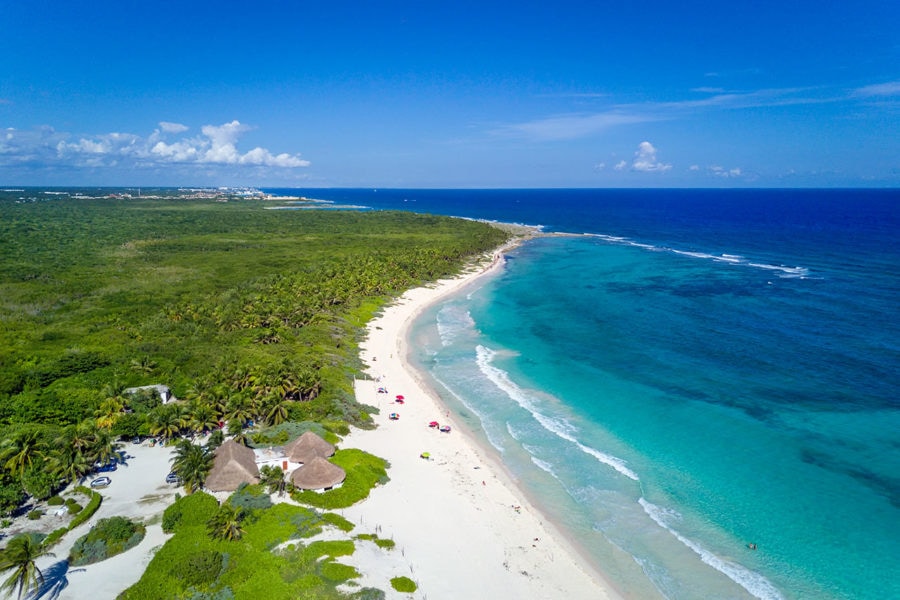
left=341, top=247, right=623, bottom=599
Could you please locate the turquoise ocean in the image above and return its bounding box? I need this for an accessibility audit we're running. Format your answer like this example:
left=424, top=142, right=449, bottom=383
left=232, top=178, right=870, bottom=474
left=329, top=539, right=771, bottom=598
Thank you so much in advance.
left=271, top=189, right=899, bottom=600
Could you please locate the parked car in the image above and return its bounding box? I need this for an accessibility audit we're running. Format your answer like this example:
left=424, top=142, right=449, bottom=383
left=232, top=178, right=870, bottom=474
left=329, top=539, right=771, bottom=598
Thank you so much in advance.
left=165, top=472, right=181, bottom=484
left=90, top=476, right=111, bottom=488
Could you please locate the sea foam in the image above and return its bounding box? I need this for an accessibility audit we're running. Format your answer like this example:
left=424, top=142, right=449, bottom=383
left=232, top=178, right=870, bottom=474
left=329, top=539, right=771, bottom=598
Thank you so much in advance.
left=638, top=498, right=785, bottom=600
left=589, top=234, right=811, bottom=278
left=475, top=344, right=639, bottom=481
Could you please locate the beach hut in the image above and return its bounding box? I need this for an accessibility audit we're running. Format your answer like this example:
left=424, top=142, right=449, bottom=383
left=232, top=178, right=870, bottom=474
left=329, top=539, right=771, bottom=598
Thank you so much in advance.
left=205, top=440, right=260, bottom=492
left=290, top=456, right=346, bottom=491
left=283, top=431, right=335, bottom=464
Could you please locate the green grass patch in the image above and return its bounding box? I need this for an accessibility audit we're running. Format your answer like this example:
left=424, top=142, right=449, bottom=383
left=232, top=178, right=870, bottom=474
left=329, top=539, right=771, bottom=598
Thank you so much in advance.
left=320, top=561, right=359, bottom=583
left=390, top=576, right=417, bottom=593
left=322, top=512, right=354, bottom=532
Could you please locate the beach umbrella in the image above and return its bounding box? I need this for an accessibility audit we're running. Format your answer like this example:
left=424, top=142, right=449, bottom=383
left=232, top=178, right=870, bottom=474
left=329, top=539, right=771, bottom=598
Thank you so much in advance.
left=396, top=395, right=405, bottom=400
left=420, top=452, right=430, bottom=460
left=428, top=421, right=439, bottom=428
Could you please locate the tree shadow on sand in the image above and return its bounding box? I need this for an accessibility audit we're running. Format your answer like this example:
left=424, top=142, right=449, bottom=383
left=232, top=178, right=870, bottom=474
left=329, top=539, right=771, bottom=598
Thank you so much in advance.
left=27, top=560, right=84, bottom=600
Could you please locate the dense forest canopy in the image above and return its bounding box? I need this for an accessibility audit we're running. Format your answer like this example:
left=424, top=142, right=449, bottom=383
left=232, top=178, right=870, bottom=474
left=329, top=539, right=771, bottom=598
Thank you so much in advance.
left=0, top=191, right=508, bottom=509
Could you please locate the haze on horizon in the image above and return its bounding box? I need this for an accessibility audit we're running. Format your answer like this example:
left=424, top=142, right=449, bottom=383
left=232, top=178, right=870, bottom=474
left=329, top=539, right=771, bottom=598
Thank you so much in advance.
left=2, top=1, right=898, bottom=189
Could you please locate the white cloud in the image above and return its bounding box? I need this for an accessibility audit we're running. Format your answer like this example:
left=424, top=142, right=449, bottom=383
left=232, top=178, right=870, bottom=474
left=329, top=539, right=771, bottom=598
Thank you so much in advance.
left=159, top=121, right=189, bottom=133
left=614, top=160, right=627, bottom=171
left=0, top=120, right=310, bottom=171
left=496, top=111, right=655, bottom=141
left=631, top=141, right=672, bottom=172
left=708, top=165, right=743, bottom=178
left=853, top=81, right=900, bottom=97
left=689, top=164, right=700, bottom=171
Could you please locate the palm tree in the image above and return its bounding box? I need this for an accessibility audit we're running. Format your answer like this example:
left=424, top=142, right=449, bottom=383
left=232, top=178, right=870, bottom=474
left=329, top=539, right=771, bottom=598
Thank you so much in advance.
left=0, top=534, right=55, bottom=600
left=258, top=465, right=285, bottom=495
left=170, top=440, right=213, bottom=494
left=188, top=404, right=218, bottom=435
left=48, top=445, right=92, bottom=486
left=261, top=394, right=290, bottom=426
left=130, top=355, right=157, bottom=374
left=88, top=428, right=119, bottom=467
left=0, top=430, right=45, bottom=479
left=206, top=504, right=245, bottom=541
left=148, top=406, right=185, bottom=441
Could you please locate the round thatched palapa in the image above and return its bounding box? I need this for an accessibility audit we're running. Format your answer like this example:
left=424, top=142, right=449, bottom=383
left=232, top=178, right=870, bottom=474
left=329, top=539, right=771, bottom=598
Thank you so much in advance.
left=205, top=439, right=260, bottom=492
left=284, top=431, right=335, bottom=464
left=290, top=456, right=346, bottom=490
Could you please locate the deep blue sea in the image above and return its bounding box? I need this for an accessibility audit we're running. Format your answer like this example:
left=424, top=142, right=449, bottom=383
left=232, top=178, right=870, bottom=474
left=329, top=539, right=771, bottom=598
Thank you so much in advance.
left=270, top=189, right=900, bottom=600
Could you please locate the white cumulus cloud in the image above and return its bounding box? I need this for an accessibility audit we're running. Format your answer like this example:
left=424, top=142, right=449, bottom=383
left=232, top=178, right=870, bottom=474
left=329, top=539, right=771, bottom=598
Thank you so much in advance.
left=631, top=141, right=672, bottom=172
left=0, top=120, right=312, bottom=171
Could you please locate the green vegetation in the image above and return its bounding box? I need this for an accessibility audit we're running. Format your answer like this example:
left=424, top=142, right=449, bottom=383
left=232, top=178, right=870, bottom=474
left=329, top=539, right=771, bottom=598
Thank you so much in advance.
left=170, top=438, right=214, bottom=493
left=355, top=533, right=396, bottom=550
left=290, top=449, right=389, bottom=509
left=0, top=193, right=506, bottom=513
left=162, top=491, right=220, bottom=533
left=0, top=192, right=511, bottom=598
left=0, top=533, right=54, bottom=600
left=390, top=576, right=417, bottom=593
left=66, top=487, right=102, bottom=530
left=68, top=516, right=145, bottom=565
left=124, top=492, right=367, bottom=599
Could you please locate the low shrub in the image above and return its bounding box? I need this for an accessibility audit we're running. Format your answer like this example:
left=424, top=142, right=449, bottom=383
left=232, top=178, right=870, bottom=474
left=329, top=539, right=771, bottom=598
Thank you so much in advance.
left=322, top=512, right=354, bottom=532
left=43, top=527, right=68, bottom=548
left=302, top=540, right=354, bottom=562
left=67, top=502, right=83, bottom=515
left=390, top=576, right=417, bottom=593
left=47, top=496, right=64, bottom=506
left=227, top=484, right=272, bottom=512
left=351, top=588, right=385, bottom=600
left=69, top=516, right=146, bottom=566
left=162, top=492, right=219, bottom=533
left=169, top=549, right=224, bottom=588
left=374, top=538, right=395, bottom=550
left=67, top=489, right=102, bottom=529
left=27, top=510, right=42, bottom=520
left=319, top=561, right=358, bottom=583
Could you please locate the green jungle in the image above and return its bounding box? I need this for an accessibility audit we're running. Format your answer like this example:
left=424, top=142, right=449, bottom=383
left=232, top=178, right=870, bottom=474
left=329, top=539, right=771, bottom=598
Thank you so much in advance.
left=0, top=190, right=509, bottom=599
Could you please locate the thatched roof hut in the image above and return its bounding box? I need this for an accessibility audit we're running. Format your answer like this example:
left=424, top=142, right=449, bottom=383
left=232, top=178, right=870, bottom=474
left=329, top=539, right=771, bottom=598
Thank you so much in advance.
left=205, top=440, right=260, bottom=492
left=284, top=431, right=335, bottom=464
left=290, top=456, right=346, bottom=491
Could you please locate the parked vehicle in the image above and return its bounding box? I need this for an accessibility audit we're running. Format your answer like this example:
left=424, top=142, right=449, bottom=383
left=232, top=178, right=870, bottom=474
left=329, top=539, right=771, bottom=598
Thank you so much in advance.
left=96, top=462, right=117, bottom=472
left=90, top=476, right=111, bottom=488
left=165, top=472, right=181, bottom=484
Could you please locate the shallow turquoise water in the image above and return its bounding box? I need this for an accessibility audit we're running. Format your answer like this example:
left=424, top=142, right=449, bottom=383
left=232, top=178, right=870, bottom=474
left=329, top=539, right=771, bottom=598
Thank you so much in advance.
left=408, top=234, right=899, bottom=600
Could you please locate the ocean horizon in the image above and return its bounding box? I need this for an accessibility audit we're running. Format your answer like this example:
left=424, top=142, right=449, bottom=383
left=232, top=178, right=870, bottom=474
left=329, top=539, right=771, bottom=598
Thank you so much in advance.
left=268, top=188, right=900, bottom=600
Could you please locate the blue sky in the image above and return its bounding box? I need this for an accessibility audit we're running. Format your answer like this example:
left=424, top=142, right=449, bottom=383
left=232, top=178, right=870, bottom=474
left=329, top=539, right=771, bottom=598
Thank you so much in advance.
left=2, top=1, right=898, bottom=188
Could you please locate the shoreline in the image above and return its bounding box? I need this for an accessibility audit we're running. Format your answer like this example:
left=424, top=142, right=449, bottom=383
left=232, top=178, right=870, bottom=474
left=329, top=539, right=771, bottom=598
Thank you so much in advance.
left=343, top=238, right=624, bottom=599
